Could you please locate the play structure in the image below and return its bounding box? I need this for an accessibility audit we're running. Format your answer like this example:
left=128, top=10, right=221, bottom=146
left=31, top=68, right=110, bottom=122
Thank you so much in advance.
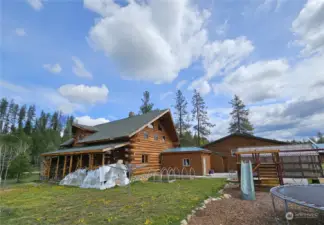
left=240, top=161, right=256, bottom=200
left=270, top=184, right=324, bottom=224
left=235, top=144, right=324, bottom=187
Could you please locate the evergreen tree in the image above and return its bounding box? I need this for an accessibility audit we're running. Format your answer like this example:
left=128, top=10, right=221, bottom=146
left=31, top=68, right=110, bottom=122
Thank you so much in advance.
left=3, top=100, right=15, bottom=133
left=191, top=90, right=215, bottom=146
left=8, top=152, right=32, bottom=183
left=24, top=105, right=36, bottom=135
left=228, top=95, right=254, bottom=134
left=63, top=115, right=74, bottom=140
left=317, top=132, right=324, bottom=144
left=139, top=91, right=154, bottom=114
left=18, top=104, right=27, bottom=130
left=174, top=90, right=190, bottom=142
left=10, top=104, right=19, bottom=132
left=0, top=98, right=9, bottom=132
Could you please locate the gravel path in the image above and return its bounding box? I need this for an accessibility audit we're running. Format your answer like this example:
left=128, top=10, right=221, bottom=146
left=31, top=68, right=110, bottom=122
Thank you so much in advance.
left=188, top=187, right=324, bottom=225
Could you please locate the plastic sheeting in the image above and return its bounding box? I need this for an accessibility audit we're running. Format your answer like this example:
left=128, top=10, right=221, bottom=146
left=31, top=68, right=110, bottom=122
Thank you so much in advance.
left=59, top=163, right=130, bottom=190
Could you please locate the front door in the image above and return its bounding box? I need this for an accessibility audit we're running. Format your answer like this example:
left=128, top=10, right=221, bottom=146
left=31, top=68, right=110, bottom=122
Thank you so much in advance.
left=203, top=157, right=207, bottom=175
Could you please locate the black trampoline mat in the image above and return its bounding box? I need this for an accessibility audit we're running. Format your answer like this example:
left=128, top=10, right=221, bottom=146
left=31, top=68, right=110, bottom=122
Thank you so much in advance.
left=277, top=185, right=324, bottom=207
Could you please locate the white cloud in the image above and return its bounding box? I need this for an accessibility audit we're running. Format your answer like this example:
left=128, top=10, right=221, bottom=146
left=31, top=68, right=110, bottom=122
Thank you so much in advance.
left=85, top=0, right=210, bottom=83
left=189, top=36, right=254, bottom=95
left=58, top=84, right=109, bottom=104
left=75, top=116, right=109, bottom=126
left=0, top=80, right=83, bottom=114
left=292, top=0, right=324, bottom=55
left=189, top=78, right=211, bottom=96
left=15, top=28, right=26, bottom=36
left=72, top=56, right=93, bottom=79
left=26, top=0, right=43, bottom=11
left=176, top=80, right=188, bottom=89
left=43, top=63, right=62, bottom=74
left=160, top=91, right=173, bottom=100
left=212, top=59, right=289, bottom=103
left=202, top=37, right=254, bottom=79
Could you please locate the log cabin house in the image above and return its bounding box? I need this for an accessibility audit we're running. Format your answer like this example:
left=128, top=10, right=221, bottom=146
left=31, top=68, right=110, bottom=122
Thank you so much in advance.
left=40, top=109, right=179, bottom=180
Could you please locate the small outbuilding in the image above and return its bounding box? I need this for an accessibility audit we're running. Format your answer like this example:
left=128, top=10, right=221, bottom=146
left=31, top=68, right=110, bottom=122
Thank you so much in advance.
left=161, top=147, right=211, bottom=176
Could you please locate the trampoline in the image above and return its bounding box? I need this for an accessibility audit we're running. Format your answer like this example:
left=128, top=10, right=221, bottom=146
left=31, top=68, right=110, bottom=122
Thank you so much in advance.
left=270, top=184, right=324, bottom=224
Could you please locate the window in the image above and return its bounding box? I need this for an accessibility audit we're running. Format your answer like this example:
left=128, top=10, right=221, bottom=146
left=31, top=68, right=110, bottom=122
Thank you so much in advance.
left=142, top=154, right=148, bottom=163
left=144, top=131, right=149, bottom=139
left=183, top=158, right=190, bottom=166
left=158, top=123, right=163, bottom=131
left=154, top=134, right=158, bottom=141
left=162, top=136, right=166, bottom=142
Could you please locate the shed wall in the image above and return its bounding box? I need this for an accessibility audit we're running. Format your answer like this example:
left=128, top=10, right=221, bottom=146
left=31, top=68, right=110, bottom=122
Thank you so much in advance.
left=205, top=136, right=286, bottom=172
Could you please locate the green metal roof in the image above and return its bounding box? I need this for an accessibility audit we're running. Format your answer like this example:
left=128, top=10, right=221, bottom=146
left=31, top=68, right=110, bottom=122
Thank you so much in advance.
left=60, top=138, right=74, bottom=146
left=163, top=147, right=210, bottom=153
left=78, top=109, right=169, bottom=143
left=42, top=142, right=129, bottom=155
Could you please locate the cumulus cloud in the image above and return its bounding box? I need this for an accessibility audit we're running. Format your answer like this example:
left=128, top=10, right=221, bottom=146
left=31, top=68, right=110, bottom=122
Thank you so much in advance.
left=85, top=0, right=211, bottom=83
left=189, top=78, right=211, bottom=96
left=212, top=59, right=289, bottom=103
left=15, top=28, right=26, bottom=36
left=72, top=56, right=93, bottom=79
left=43, top=63, right=62, bottom=74
left=58, top=84, right=108, bottom=104
left=75, top=116, right=109, bottom=126
left=292, top=0, right=324, bottom=55
left=26, top=0, right=43, bottom=11
left=160, top=91, right=173, bottom=100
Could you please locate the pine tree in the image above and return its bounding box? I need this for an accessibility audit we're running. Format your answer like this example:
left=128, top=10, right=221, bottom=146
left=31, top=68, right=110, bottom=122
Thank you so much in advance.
left=24, top=105, right=36, bottom=135
left=228, top=95, right=254, bottom=134
left=3, top=100, right=15, bottom=133
left=317, top=132, right=324, bottom=144
left=174, top=90, right=190, bottom=142
left=139, top=91, right=154, bottom=114
left=191, top=90, right=215, bottom=146
left=0, top=98, right=9, bottom=132
left=63, top=115, right=74, bottom=140
left=18, top=105, right=27, bottom=130
left=10, top=103, right=19, bottom=132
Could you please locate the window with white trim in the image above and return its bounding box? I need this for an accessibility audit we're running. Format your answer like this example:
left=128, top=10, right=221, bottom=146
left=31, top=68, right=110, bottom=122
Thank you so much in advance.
left=183, top=158, right=190, bottom=166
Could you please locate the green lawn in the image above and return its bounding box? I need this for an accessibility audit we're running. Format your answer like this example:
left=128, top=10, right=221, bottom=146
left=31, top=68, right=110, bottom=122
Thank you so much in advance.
left=0, top=178, right=226, bottom=225
left=2, top=173, right=40, bottom=188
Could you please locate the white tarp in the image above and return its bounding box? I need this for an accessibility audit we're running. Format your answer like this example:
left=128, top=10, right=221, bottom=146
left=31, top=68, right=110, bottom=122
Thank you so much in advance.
left=59, top=163, right=130, bottom=190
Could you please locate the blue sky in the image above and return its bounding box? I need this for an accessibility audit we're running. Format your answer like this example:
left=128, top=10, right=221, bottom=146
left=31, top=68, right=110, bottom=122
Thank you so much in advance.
left=1, top=0, right=324, bottom=141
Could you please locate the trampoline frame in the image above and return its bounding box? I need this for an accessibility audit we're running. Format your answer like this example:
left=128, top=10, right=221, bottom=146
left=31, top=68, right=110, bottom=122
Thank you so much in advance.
left=270, top=184, right=324, bottom=224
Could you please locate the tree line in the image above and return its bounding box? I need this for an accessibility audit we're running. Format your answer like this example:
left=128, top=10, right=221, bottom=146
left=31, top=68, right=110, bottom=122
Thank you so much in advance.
left=0, top=97, right=74, bottom=183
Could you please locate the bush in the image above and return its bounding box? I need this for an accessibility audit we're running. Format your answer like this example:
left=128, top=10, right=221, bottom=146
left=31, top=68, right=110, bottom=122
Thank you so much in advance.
left=8, top=152, right=32, bottom=182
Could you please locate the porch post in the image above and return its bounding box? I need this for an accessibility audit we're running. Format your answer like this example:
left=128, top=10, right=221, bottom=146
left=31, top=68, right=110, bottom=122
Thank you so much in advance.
left=69, top=155, right=73, bottom=173
left=80, top=154, right=83, bottom=168
left=63, top=156, right=67, bottom=177
left=55, top=156, right=60, bottom=179
left=102, top=153, right=105, bottom=166
left=48, top=157, right=52, bottom=178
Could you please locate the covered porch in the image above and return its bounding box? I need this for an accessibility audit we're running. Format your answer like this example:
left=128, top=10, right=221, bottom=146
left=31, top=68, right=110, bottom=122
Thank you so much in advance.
left=40, top=142, right=132, bottom=181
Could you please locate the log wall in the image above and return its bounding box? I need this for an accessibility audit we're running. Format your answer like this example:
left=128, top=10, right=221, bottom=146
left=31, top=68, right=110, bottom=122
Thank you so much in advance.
left=130, top=119, right=178, bottom=174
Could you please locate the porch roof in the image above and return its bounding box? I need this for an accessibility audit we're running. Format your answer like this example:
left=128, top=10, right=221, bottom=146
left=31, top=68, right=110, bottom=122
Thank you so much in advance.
left=41, top=142, right=130, bottom=156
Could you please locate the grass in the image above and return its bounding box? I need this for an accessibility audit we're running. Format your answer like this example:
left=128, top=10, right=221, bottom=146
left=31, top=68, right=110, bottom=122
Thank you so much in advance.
left=2, top=173, right=40, bottom=188
left=0, top=178, right=226, bottom=225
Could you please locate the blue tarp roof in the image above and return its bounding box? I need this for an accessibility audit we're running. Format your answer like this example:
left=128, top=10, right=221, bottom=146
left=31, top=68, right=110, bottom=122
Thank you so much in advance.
left=163, top=147, right=209, bottom=153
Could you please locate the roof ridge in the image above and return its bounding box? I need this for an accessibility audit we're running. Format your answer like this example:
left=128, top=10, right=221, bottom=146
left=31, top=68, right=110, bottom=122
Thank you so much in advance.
left=94, top=109, right=169, bottom=127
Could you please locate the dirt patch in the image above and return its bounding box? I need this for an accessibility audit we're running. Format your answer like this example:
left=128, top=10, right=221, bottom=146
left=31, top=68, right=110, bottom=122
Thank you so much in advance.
left=189, top=187, right=324, bottom=225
